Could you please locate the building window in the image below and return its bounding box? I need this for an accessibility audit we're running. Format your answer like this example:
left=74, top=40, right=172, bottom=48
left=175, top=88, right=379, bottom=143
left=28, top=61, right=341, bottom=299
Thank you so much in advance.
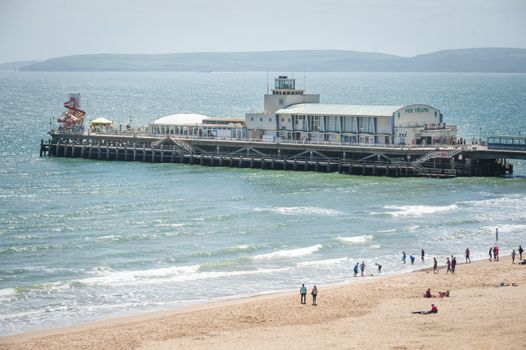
left=281, top=118, right=285, bottom=122
left=279, top=98, right=284, bottom=105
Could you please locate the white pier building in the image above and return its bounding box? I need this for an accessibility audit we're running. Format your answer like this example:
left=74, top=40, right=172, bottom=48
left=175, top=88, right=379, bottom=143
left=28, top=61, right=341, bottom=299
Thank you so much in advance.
left=246, top=76, right=457, bottom=145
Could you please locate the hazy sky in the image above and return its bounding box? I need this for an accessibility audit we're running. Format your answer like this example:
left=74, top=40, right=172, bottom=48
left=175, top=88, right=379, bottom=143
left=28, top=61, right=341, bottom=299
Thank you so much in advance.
left=0, top=0, right=525, bottom=63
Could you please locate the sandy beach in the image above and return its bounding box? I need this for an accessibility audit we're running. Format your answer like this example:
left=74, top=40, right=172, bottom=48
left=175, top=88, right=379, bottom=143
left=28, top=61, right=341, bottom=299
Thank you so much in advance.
left=2, top=255, right=525, bottom=350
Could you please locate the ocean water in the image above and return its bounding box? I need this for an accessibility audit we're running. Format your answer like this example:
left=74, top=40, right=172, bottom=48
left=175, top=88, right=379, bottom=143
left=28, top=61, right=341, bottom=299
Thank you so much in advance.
left=1, top=72, right=526, bottom=336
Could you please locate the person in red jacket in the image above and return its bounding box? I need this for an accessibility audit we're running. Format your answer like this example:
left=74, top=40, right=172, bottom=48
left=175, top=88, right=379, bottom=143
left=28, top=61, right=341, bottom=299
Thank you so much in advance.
left=412, top=304, right=438, bottom=315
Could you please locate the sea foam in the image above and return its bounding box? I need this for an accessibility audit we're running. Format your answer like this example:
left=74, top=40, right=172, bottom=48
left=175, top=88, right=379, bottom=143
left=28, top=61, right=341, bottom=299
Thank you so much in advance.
left=384, top=204, right=458, bottom=217
left=254, top=206, right=344, bottom=216
left=336, top=235, right=374, bottom=244
left=253, top=244, right=322, bottom=260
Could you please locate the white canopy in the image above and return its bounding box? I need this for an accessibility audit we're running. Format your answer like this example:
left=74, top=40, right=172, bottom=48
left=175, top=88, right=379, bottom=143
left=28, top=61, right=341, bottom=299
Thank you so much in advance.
left=90, top=117, right=113, bottom=124
left=152, top=113, right=209, bottom=126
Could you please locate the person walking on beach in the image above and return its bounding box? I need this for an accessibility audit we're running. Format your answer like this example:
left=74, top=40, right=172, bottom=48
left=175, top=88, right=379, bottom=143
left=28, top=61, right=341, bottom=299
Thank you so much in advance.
left=410, top=255, right=415, bottom=265
left=519, top=245, right=524, bottom=260
left=360, top=261, right=366, bottom=276
left=489, top=247, right=493, bottom=261
left=300, top=284, right=307, bottom=304
left=495, top=228, right=499, bottom=242
left=421, top=249, right=425, bottom=262
left=512, top=249, right=516, bottom=264
left=465, top=248, right=471, bottom=264
left=451, top=256, right=457, bottom=273
left=402, top=251, right=407, bottom=264
left=446, top=257, right=452, bottom=274
left=494, top=246, right=499, bottom=261
left=433, top=257, right=438, bottom=274
left=353, top=263, right=359, bottom=277
left=311, top=285, right=318, bottom=306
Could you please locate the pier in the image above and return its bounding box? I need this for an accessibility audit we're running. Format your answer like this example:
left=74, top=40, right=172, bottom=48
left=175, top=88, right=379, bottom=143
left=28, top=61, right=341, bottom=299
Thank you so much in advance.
left=39, top=132, right=522, bottom=178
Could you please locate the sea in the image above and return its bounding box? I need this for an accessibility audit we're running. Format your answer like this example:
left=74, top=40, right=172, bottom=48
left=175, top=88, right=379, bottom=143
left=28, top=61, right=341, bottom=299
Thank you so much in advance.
left=1, top=71, right=525, bottom=336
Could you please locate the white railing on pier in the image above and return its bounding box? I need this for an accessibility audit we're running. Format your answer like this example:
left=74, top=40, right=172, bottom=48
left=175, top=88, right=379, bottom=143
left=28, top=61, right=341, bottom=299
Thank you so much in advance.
left=50, top=128, right=468, bottom=151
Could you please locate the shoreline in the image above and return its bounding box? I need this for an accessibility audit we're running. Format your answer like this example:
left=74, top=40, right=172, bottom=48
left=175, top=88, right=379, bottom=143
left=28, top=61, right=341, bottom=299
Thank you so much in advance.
left=0, top=257, right=442, bottom=340
left=2, top=255, right=525, bottom=349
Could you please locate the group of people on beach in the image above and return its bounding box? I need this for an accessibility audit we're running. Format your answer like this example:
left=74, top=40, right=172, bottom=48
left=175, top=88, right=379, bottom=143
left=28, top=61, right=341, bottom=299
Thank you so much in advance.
left=299, top=284, right=317, bottom=306
left=353, top=261, right=367, bottom=277
left=412, top=228, right=526, bottom=316
left=299, top=228, right=524, bottom=309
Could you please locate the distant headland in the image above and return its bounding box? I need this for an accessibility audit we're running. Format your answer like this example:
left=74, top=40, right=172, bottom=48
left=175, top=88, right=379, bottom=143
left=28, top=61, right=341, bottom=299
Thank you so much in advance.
left=1, top=48, right=526, bottom=72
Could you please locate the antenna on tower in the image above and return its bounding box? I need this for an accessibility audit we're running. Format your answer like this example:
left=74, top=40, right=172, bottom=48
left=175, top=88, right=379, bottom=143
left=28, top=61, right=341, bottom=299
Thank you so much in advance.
left=266, top=69, right=269, bottom=94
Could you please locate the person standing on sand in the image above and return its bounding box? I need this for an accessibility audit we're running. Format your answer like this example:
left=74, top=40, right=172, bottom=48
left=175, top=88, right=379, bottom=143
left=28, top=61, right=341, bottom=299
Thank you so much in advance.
left=465, top=248, right=471, bottom=263
left=451, top=256, right=457, bottom=273
left=494, top=246, right=499, bottom=261
left=311, top=285, right=318, bottom=306
left=300, top=284, right=307, bottom=304
left=354, top=263, right=359, bottom=277
left=495, top=228, right=499, bottom=242
left=446, top=257, right=452, bottom=273
left=519, top=245, right=524, bottom=260
left=489, top=247, right=493, bottom=261
left=433, top=257, right=438, bottom=274
left=402, top=251, right=407, bottom=264
left=360, top=261, right=366, bottom=276
left=421, top=249, right=425, bottom=262
left=512, top=249, right=516, bottom=264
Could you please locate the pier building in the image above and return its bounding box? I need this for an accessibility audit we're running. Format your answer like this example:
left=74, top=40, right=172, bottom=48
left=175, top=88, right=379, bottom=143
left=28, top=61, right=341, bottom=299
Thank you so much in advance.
left=247, top=76, right=457, bottom=145
left=149, top=114, right=246, bottom=139
left=246, top=76, right=320, bottom=141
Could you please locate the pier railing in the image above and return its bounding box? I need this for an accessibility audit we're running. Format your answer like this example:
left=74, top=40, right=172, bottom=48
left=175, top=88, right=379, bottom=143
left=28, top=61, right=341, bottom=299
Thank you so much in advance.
left=50, top=128, right=470, bottom=151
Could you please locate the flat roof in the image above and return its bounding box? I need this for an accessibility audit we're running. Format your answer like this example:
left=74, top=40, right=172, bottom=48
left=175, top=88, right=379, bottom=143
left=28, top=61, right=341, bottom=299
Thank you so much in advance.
left=152, top=113, right=209, bottom=125
left=276, top=103, right=405, bottom=117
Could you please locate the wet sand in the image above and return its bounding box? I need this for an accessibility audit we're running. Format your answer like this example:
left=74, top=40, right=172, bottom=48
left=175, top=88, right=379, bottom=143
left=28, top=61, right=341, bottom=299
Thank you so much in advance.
left=2, top=255, right=525, bottom=350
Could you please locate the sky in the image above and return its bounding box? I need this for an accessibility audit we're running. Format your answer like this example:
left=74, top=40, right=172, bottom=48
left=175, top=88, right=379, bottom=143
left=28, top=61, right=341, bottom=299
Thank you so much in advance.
left=0, top=0, right=525, bottom=63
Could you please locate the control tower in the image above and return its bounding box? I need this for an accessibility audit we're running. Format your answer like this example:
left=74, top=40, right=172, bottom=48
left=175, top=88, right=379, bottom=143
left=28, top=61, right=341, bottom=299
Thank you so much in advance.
left=263, top=76, right=320, bottom=114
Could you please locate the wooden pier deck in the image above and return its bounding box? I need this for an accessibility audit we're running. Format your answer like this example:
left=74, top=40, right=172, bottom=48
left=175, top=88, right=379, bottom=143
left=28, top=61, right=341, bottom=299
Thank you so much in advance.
left=39, top=132, right=518, bottom=178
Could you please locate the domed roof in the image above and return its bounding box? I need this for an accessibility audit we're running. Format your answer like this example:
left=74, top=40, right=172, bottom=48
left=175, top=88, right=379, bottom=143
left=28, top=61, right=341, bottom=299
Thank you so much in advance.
left=152, top=113, right=209, bottom=126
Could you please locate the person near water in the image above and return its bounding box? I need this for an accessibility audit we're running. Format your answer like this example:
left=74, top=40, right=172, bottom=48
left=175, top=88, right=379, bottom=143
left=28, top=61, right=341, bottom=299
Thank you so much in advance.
left=489, top=247, right=493, bottom=261
left=446, top=257, right=452, bottom=273
left=410, top=255, right=415, bottom=265
left=494, top=246, right=499, bottom=261
left=512, top=249, right=516, bottom=264
left=311, top=285, right=318, bottom=306
left=465, top=248, right=471, bottom=263
left=421, top=249, right=425, bottom=262
left=412, top=304, right=438, bottom=315
left=495, top=228, right=499, bottom=241
left=451, top=256, right=457, bottom=273
left=353, top=263, right=359, bottom=277
left=519, top=245, right=524, bottom=260
left=375, top=263, right=382, bottom=273
left=300, top=284, right=307, bottom=304
left=360, top=261, right=366, bottom=276
left=402, top=251, right=407, bottom=264
left=433, top=257, right=438, bottom=274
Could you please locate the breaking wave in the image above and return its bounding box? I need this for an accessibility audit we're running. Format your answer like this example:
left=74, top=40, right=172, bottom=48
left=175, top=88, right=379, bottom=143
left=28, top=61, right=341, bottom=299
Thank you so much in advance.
left=253, top=244, right=322, bottom=260
left=254, top=206, right=344, bottom=216
left=384, top=204, right=458, bottom=217
left=336, top=235, right=374, bottom=244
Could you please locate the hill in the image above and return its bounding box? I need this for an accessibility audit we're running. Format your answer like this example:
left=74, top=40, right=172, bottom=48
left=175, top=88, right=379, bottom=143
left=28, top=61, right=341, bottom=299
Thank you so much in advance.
left=13, top=48, right=526, bottom=72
